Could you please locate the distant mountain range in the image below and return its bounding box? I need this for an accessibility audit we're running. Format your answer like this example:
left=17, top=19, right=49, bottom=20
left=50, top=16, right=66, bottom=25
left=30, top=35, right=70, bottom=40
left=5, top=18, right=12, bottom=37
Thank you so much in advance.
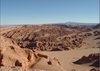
left=1, top=22, right=99, bottom=29
left=43, top=22, right=100, bottom=29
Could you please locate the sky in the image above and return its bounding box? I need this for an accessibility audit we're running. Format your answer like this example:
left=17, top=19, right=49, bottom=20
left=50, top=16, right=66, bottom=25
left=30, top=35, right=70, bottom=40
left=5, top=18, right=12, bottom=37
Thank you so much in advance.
left=0, top=0, right=99, bottom=25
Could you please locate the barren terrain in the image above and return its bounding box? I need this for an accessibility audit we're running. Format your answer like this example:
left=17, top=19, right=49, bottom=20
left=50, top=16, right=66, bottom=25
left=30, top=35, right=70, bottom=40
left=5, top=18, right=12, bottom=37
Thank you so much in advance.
left=0, top=24, right=100, bottom=71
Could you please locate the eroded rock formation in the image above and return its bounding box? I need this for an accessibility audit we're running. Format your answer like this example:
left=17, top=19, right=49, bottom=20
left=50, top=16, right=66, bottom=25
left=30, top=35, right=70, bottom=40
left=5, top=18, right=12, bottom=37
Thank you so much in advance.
left=2, top=25, right=89, bottom=51
left=0, top=35, right=37, bottom=68
left=73, top=53, right=100, bottom=67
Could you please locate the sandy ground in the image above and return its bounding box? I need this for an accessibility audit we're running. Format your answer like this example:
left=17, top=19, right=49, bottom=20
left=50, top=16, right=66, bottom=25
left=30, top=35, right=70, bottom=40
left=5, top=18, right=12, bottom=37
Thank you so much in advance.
left=33, top=48, right=99, bottom=71
left=33, top=33, right=100, bottom=71
left=0, top=27, right=99, bottom=71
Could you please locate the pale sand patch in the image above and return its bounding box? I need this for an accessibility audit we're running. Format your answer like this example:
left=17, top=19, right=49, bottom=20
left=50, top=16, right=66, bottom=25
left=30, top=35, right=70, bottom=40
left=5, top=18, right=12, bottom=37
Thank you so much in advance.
left=33, top=48, right=99, bottom=71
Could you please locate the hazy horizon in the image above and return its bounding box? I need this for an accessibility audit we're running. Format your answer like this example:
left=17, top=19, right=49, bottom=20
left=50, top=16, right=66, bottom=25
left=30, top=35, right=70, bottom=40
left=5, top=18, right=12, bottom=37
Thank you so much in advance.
left=1, top=0, right=99, bottom=25
left=1, top=21, right=99, bottom=26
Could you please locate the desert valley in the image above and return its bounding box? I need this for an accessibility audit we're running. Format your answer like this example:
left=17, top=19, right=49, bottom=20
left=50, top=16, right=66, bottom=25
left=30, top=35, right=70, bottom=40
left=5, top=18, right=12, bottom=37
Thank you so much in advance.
left=0, top=23, right=100, bottom=71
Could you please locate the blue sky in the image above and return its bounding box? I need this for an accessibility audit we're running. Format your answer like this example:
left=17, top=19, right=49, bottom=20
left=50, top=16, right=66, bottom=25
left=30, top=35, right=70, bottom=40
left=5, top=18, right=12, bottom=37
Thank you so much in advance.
left=1, top=0, right=99, bottom=25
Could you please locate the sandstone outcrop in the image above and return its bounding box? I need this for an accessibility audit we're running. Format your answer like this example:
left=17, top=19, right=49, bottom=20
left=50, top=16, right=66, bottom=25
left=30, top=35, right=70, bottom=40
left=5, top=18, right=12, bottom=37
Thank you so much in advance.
left=0, top=35, right=37, bottom=68
left=73, top=53, right=100, bottom=67
left=2, top=25, right=88, bottom=51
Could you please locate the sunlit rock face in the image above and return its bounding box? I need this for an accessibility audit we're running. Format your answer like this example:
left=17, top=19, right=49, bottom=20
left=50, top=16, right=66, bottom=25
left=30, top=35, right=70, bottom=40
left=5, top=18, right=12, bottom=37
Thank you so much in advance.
left=0, top=35, right=37, bottom=68
left=2, top=25, right=89, bottom=51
